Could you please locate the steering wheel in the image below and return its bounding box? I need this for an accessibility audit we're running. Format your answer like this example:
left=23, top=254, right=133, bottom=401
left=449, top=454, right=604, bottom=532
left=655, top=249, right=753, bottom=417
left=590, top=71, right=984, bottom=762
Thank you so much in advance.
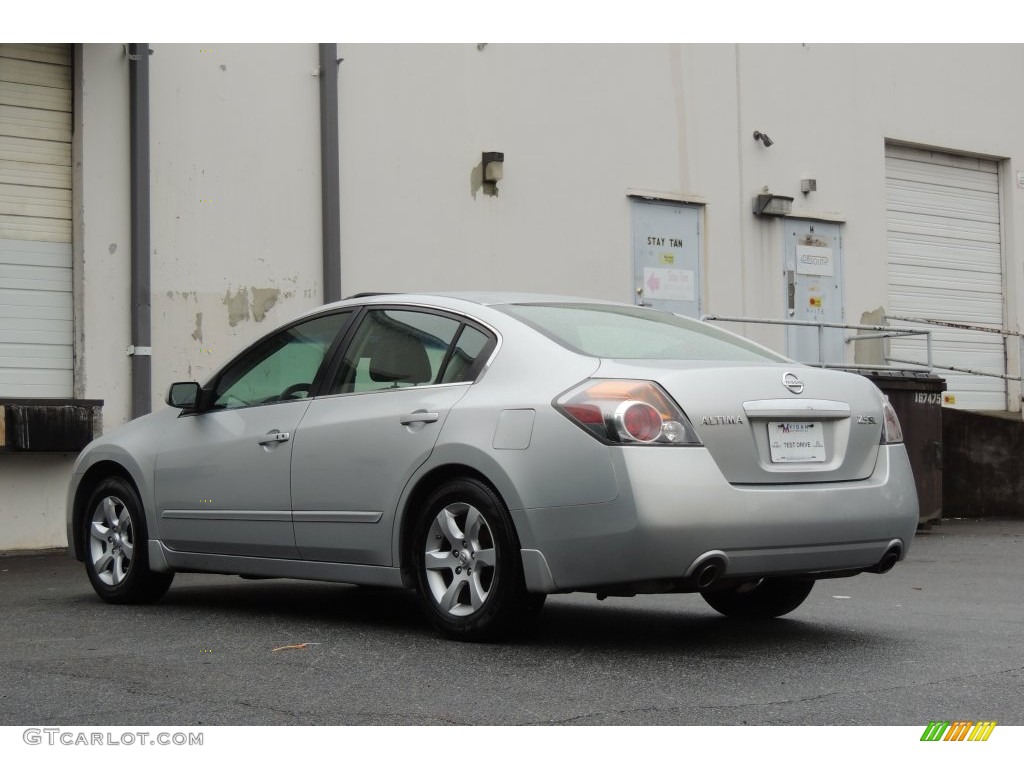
left=279, top=382, right=312, bottom=400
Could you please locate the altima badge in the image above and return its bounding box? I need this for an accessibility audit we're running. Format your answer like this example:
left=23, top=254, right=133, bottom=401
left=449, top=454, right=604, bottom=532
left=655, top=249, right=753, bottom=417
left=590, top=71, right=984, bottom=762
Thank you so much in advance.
left=701, top=415, right=744, bottom=426
left=783, top=372, right=805, bottom=394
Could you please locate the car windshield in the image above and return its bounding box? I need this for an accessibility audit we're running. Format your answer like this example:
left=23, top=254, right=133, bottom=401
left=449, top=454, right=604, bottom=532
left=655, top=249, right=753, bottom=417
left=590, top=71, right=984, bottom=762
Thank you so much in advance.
left=499, top=303, right=786, bottom=362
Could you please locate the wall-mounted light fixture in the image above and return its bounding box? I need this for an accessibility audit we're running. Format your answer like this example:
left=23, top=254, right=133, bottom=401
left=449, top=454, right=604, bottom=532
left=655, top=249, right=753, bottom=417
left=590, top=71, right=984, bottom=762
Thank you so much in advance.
left=753, top=192, right=794, bottom=216
left=482, top=151, right=504, bottom=184
left=752, top=130, right=774, bottom=148
left=801, top=178, right=817, bottom=194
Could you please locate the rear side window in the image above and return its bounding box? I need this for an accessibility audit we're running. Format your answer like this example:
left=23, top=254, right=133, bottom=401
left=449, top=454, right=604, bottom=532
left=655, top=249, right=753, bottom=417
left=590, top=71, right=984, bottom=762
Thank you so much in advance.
left=499, top=303, right=785, bottom=362
left=329, top=309, right=495, bottom=394
left=440, top=326, right=490, bottom=384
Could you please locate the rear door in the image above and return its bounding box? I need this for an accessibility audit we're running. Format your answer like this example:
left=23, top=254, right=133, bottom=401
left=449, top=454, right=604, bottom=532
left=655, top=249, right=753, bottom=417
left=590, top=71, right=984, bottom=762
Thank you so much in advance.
left=290, top=307, right=496, bottom=564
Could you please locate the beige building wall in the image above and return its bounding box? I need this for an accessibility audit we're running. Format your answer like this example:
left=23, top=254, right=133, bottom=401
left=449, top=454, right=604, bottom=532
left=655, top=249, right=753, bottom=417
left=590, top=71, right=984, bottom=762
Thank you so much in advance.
left=4, top=43, right=1024, bottom=551
left=148, top=44, right=325, bottom=392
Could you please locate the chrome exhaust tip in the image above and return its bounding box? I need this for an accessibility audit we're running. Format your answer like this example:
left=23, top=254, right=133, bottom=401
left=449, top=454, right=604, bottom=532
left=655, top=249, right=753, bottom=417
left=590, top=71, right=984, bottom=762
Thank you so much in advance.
left=687, top=551, right=729, bottom=590
left=867, top=541, right=903, bottom=574
left=695, top=562, right=722, bottom=589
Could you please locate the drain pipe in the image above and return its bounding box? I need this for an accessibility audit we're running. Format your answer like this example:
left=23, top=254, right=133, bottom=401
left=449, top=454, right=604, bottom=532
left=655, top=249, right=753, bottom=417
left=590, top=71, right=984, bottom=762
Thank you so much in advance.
left=319, top=43, right=341, bottom=304
left=128, top=43, right=152, bottom=418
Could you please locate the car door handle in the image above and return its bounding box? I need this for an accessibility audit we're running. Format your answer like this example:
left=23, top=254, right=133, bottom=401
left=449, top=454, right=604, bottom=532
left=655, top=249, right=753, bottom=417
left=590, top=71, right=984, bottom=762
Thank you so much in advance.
left=257, top=431, right=291, bottom=445
left=399, top=411, right=439, bottom=425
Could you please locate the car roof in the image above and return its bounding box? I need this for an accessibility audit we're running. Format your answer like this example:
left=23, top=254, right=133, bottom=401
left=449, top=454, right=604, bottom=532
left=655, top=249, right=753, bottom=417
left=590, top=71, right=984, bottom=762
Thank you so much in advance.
left=309, top=291, right=626, bottom=316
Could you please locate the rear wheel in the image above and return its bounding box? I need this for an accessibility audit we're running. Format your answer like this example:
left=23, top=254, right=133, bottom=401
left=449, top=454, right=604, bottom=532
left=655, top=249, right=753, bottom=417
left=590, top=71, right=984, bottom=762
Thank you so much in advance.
left=82, top=477, right=174, bottom=604
left=701, top=578, right=814, bottom=619
left=412, top=478, right=544, bottom=641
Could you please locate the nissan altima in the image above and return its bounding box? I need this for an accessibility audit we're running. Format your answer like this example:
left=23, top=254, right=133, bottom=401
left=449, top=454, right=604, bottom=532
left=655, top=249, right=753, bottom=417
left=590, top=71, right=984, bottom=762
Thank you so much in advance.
left=67, top=293, right=918, bottom=640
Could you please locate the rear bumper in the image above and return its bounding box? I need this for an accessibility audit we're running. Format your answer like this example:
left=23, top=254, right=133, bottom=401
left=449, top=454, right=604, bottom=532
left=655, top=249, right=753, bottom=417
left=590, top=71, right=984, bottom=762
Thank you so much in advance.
left=514, top=445, right=919, bottom=593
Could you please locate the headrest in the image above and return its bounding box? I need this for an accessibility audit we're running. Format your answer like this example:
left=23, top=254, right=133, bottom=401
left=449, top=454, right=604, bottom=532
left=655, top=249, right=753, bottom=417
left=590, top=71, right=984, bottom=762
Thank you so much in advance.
left=368, top=329, right=432, bottom=384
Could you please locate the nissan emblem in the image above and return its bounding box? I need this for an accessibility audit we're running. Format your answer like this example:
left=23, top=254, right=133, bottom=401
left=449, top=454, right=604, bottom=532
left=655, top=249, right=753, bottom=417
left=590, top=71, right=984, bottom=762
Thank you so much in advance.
left=783, top=372, right=805, bottom=394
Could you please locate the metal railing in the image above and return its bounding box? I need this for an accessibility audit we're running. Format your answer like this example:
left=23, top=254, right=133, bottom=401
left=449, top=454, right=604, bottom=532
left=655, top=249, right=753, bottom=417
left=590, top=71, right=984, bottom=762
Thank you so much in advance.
left=884, top=315, right=1024, bottom=382
left=700, top=314, right=933, bottom=370
left=701, top=313, right=1024, bottom=384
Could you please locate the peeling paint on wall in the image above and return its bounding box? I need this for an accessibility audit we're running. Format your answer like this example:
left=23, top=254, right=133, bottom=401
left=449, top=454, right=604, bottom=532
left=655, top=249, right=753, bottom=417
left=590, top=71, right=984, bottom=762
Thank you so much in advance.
left=223, top=286, right=250, bottom=326
left=191, top=312, right=203, bottom=343
left=250, top=288, right=280, bottom=322
left=218, top=284, right=293, bottom=327
left=855, top=307, right=888, bottom=366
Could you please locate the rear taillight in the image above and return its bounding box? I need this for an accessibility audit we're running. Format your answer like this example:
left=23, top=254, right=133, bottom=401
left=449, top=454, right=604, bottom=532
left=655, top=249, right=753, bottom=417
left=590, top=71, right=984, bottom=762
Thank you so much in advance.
left=881, top=396, right=904, bottom=444
left=555, top=379, right=702, bottom=446
left=616, top=401, right=662, bottom=442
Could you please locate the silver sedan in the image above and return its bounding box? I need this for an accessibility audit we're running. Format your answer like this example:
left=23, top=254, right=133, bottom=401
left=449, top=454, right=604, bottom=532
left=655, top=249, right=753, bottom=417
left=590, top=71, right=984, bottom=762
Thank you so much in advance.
left=67, top=293, right=918, bottom=640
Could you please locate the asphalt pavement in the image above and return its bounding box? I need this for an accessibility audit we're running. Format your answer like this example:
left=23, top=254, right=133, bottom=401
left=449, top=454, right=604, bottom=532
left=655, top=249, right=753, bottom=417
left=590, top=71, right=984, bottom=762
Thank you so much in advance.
left=0, top=517, right=1021, bottom=725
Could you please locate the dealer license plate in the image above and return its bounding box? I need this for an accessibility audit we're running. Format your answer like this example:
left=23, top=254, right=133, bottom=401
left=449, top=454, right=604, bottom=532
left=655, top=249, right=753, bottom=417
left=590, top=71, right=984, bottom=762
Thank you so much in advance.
left=768, top=421, right=826, bottom=463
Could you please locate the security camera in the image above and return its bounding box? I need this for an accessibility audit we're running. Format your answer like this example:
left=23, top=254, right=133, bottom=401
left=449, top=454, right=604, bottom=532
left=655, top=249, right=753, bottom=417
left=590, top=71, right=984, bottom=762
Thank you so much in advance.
left=753, top=130, right=774, bottom=148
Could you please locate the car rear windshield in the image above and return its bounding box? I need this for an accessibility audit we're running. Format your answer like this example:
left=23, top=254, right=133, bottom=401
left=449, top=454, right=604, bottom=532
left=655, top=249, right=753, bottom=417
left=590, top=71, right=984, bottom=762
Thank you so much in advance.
left=499, top=303, right=786, bottom=362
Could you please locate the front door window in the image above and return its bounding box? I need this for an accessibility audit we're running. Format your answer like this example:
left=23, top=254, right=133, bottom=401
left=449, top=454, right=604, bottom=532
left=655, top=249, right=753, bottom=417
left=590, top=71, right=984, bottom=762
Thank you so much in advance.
left=214, top=312, right=350, bottom=408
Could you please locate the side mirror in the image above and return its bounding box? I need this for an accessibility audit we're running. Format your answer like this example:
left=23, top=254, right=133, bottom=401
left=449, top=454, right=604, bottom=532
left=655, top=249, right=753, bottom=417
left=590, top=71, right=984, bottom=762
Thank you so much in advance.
left=166, top=382, right=200, bottom=410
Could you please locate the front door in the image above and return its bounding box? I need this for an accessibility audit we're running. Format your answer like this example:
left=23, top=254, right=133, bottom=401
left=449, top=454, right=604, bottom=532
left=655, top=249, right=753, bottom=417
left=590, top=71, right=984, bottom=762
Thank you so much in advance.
left=154, top=311, right=351, bottom=558
left=784, top=221, right=844, bottom=365
left=631, top=198, right=702, bottom=318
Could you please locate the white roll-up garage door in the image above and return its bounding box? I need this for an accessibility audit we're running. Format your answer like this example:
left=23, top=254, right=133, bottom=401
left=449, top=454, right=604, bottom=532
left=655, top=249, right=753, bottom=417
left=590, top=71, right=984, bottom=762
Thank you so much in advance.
left=0, top=44, right=72, bottom=398
left=885, top=144, right=1005, bottom=411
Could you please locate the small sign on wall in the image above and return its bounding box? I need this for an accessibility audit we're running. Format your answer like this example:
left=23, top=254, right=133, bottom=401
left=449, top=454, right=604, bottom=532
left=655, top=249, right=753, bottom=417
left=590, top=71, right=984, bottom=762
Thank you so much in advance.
left=643, top=267, right=696, bottom=302
left=796, top=245, right=834, bottom=277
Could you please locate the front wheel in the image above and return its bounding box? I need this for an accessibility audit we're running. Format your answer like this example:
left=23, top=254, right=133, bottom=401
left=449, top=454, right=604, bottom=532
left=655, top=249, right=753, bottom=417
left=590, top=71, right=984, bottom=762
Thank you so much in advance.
left=82, top=477, right=174, bottom=604
left=701, top=578, right=814, bottom=619
left=412, top=478, right=544, bottom=641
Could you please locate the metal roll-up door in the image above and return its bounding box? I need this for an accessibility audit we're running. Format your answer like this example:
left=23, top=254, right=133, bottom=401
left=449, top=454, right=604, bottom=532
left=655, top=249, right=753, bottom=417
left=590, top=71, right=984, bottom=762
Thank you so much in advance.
left=885, top=144, right=1005, bottom=411
left=0, top=44, right=73, bottom=398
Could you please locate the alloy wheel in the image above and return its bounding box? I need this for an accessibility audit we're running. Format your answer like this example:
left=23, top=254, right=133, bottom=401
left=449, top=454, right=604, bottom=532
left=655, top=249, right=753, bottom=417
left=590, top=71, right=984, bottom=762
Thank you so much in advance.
left=422, top=502, right=496, bottom=617
left=89, top=495, right=135, bottom=587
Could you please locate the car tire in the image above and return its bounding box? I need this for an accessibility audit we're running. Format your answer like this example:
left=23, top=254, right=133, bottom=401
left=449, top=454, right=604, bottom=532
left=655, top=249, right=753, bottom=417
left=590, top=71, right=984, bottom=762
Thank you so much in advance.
left=701, top=578, right=814, bottom=619
left=412, top=477, right=544, bottom=641
left=82, top=476, right=174, bottom=604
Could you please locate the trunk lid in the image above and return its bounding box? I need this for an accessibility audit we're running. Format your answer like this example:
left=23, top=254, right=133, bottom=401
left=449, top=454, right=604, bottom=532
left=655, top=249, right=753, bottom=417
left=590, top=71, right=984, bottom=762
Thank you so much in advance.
left=596, top=360, right=886, bottom=484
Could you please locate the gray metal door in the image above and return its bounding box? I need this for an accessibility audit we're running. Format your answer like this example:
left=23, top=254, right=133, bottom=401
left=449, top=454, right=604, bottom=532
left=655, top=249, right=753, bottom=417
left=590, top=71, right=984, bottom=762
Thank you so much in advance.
left=632, top=199, right=702, bottom=317
left=784, top=221, right=844, bottom=365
